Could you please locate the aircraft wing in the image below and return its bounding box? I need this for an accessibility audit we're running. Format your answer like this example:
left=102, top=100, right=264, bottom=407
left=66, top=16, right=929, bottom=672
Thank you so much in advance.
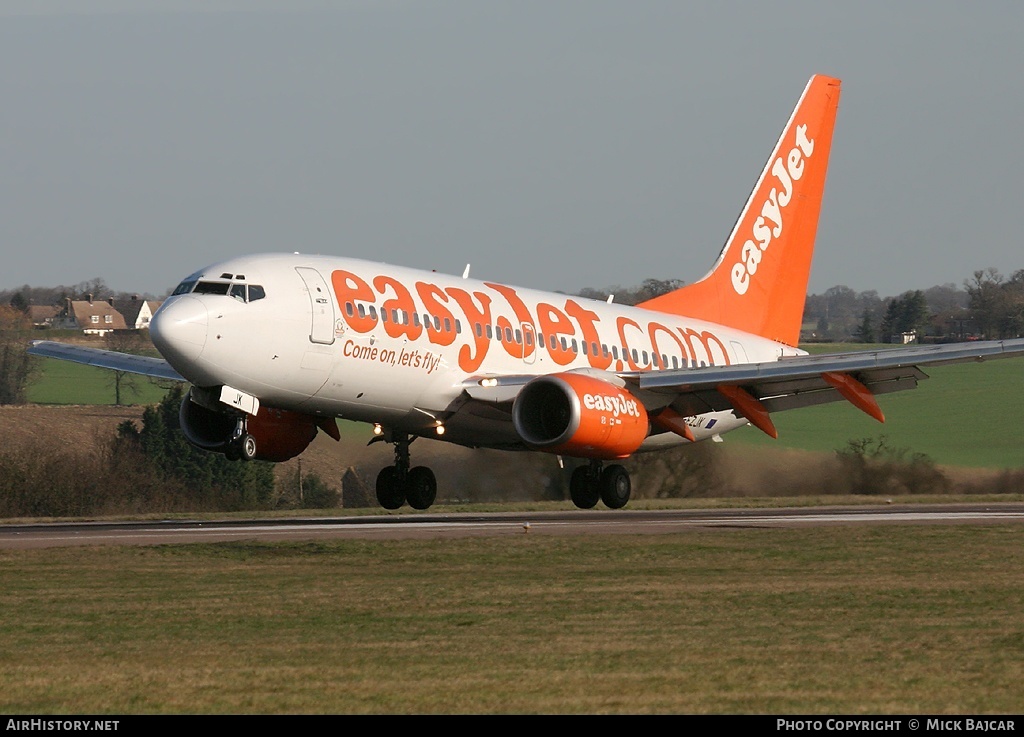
left=27, top=340, right=185, bottom=382
left=459, top=339, right=1024, bottom=441
left=627, top=338, right=1024, bottom=437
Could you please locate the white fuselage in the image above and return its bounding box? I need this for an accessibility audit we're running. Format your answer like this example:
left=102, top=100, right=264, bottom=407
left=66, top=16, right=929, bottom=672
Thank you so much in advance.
left=151, top=253, right=802, bottom=451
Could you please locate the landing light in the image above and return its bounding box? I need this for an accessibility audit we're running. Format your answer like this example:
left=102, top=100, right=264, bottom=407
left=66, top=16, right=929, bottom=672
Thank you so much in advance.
left=479, top=377, right=498, bottom=388
left=435, top=421, right=445, bottom=436
left=372, top=424, right=383, bottom=436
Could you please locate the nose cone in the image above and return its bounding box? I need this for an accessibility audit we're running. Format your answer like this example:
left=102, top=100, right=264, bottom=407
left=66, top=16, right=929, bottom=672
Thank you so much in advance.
left=151, top=296, right=209, bottom=369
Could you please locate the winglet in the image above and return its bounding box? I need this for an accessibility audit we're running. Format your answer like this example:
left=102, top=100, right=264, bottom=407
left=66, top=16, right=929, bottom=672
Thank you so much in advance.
left=639, top=75, right=842, bottom=347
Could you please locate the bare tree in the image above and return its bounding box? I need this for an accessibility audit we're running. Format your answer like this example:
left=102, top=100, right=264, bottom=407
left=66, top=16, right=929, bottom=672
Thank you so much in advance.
left=104, top=330, right=146, bottom=405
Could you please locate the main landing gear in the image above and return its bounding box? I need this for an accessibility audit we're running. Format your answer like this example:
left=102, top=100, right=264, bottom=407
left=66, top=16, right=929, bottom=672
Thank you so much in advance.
left=570, top=460, right=631, bottom=510
left=374, top=432, right=437, bottom=511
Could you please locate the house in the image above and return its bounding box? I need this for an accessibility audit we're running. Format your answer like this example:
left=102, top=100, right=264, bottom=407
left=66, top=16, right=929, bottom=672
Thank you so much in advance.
left=54, top=296, right=128, bottom=335
left=28, top=304, right=60, bottom=328
left=113, top=296, right=162, bottom=330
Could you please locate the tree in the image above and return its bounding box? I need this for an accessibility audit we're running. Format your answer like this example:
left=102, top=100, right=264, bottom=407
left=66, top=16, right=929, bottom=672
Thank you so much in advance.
left=104, top=331, right=146, bottom=405
left=996, top=270, right=1024, bottom=338
left=8, top=290, right=29, bottom=314
left=0, top=305, right=34, bottom=405
left=854, top=309, right=876, bottom=343
left=964, top=269, right=1005, bottom=339
left=117, top=385, right=276, bottom=510
left=879, top=290, right=929, bottom=342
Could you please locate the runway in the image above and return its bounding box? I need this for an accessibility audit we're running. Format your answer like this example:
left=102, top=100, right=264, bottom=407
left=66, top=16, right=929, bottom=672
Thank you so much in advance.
left=2, top=502, right=1024, bottom=549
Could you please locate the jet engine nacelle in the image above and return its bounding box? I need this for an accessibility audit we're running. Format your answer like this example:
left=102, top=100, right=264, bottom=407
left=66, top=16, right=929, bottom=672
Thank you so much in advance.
left=179, top=393, right=319, bottom=462
left=511, top=373, right=649, bottom=459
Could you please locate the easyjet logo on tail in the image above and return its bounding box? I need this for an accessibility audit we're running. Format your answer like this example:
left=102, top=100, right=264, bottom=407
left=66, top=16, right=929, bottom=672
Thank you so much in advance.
left=730, top=124, right=815, bottom=296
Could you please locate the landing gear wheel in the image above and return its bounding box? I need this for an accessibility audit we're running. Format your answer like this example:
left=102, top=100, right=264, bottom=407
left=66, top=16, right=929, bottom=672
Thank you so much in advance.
left=239, top=433, right=257, bottom=462
left=569, top=466, right=600, bottom=509
left=406, top=466, right=437, bottom=510
left=600, top=464, right=631, bottom=509
left=375, top=466, right=406, bottom=510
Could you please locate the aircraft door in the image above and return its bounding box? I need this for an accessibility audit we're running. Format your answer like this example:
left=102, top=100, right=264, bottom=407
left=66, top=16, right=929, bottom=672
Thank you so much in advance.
left=295, top=267, right=336, bottom=345
left=521, top=322, right=537, bottom=365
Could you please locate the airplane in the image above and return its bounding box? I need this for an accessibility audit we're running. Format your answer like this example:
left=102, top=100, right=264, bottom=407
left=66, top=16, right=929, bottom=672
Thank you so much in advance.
left=28, top=74, right=1024, bottom=511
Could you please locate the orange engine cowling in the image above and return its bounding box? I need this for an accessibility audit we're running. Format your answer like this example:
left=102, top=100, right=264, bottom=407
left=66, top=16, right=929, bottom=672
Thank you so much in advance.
left=179, top=396, right=321, bottom=462
left=511, top=373, right=649, bottom=459
left=244, top=406, right=321, bottom=462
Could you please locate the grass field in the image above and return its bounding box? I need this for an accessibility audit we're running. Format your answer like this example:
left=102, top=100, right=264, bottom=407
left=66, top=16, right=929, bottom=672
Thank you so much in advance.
left=26, top=358, right=169, bottom=406
left=1, top=524, right=1022, bottom=714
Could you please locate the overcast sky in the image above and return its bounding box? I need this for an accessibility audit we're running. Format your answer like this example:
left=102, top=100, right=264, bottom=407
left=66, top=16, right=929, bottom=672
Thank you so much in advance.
left=1, top=1, right=1022, bottom=299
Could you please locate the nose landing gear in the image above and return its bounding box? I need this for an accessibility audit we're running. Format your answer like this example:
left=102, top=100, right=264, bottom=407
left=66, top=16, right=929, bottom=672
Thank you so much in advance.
left=224, top=416, right=257, bottom=461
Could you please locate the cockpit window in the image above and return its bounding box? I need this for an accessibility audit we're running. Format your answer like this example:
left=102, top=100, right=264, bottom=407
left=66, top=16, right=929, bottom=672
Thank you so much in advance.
left=193, top=281, right=231, bottom=295
left=173, top=279, right=267, bottom=302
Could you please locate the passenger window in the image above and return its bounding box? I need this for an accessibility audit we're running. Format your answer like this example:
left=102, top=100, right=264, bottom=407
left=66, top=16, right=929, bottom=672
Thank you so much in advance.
left=486, top=325, right=493, bottom=339
left=504, top=327, right=513, bottom=343
left=346, top=303, right=355, bottom=317
left=475, top=323, right=482, bottom=337
left=444, top=317, right=451, bottom=332
left=455, top=319, right=462, bottom=334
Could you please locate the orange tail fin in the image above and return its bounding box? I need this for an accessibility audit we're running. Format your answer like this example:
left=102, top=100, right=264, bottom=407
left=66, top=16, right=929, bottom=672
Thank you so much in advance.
left=639, top=75, right=841, bottom=347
